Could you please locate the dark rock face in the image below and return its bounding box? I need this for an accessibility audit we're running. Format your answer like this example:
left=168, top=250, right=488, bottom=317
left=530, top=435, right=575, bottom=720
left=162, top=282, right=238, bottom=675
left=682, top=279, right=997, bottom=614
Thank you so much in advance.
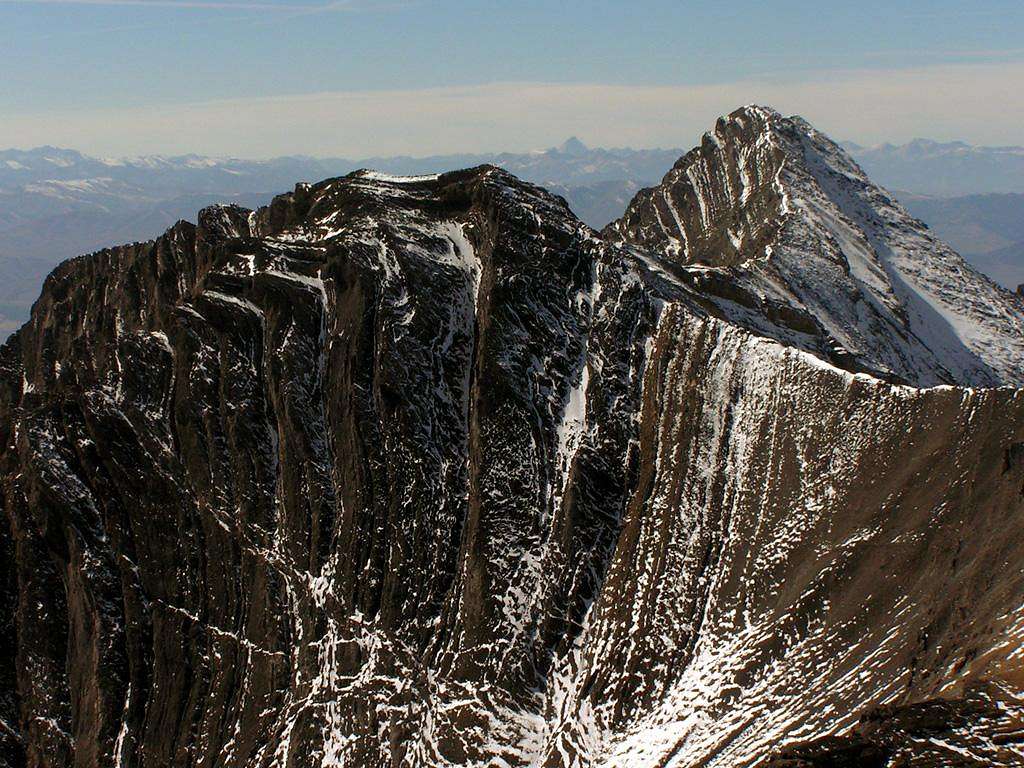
left=2, top=118, right=1024, bottom=767
left=0, top=167, right=661, bottom=767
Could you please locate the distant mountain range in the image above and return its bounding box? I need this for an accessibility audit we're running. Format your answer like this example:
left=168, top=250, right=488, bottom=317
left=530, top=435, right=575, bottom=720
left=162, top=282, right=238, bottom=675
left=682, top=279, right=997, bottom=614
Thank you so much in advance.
left=843, top=139, right=1024, bottom=196
left=1, top=136, right=1023, bottom=334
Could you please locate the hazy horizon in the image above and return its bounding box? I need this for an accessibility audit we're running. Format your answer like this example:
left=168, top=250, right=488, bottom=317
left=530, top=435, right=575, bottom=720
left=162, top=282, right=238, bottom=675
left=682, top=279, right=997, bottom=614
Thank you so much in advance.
left=4, top=126, right=1024, bottom=164
left=4, top=0, right=1024, bottom=157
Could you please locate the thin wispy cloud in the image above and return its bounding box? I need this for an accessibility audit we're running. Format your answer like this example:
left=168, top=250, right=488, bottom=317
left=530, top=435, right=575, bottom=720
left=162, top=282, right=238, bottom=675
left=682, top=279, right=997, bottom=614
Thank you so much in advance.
left=896, top=6, right=1024, bottom=20
left=5, top=61, right=1023, bottom=158
left=861, top=46, right=1024, bottom=60
left=8, top=0, right=414, bottom=42
left=0, top=0, right=357, bottom=10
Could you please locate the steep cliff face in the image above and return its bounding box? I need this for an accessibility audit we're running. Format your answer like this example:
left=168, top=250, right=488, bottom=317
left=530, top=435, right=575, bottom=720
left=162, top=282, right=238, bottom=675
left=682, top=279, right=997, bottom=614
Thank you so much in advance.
left=544, top=309, right=1024, bottom=766
left=2, top=116, right=1024, bottom=768
left=0, top=167, right=663, bottom=767
left=605, top=105, right=1024, bottom=388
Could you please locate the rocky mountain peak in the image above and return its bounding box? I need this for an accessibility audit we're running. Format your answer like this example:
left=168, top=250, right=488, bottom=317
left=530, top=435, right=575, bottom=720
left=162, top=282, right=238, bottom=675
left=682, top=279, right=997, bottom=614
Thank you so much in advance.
left=557, top=136, right=589, bottom=156
left=605, top=104, right=1024, bottom=387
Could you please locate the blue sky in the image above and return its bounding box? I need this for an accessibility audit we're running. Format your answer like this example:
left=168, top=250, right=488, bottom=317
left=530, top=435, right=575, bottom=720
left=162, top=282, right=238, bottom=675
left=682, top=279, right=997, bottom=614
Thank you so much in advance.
left=2, top=0, right=1023, bottom=156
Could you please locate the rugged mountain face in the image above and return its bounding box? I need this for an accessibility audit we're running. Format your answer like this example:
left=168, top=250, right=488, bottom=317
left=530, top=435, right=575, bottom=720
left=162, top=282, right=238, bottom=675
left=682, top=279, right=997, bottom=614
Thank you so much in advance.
left=0, top=142, right=679, bottom=336
left=605, top=105, right=1024, bottom=388
left=2, top=113, right=1024, bottom=768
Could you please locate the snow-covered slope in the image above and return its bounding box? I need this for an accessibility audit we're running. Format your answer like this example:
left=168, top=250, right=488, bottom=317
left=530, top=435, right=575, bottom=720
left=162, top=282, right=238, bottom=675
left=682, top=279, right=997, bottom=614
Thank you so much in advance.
left=606, top=105, right=1024, bottom=387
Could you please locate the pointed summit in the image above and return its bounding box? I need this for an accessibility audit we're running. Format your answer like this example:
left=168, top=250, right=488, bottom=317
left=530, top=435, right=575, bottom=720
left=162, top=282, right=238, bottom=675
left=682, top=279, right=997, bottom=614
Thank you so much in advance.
left=557, top=136, right=588, bottom=156
left=605, top=104, right=1024, bottom=387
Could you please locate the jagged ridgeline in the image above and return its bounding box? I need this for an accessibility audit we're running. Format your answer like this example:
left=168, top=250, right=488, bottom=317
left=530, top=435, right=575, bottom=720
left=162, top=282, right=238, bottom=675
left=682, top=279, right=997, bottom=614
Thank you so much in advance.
left=2, top=107, right=1024, bottom=767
